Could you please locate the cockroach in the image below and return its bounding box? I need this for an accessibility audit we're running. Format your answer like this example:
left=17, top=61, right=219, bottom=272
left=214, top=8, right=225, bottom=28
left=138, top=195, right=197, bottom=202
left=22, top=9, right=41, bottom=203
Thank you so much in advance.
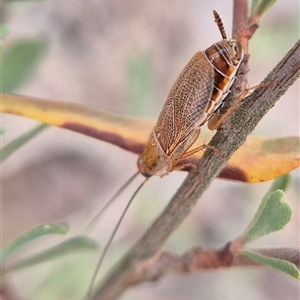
left=138, top=10, right=244, bottom=177
left=87, top=10, right=244, bottom=297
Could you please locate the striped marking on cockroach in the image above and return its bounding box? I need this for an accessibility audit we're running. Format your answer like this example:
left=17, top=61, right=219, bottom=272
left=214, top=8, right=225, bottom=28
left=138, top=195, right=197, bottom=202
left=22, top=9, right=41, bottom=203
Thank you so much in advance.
left=87, top=10, right=244, bottom=297
left=137, top=10, right=244, bottom=177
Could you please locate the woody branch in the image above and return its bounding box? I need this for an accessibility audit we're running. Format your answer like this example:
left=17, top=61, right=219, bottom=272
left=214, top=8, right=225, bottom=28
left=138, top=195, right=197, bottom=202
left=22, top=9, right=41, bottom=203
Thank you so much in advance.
left=117, top=246, right=300, bottom=284
left=91, top=5, right=300, bottom=300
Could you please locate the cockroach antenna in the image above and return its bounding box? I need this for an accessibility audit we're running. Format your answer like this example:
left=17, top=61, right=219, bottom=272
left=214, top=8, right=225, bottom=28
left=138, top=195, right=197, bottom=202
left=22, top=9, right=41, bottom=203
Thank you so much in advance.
left=213, top=10, right=227, bottom=40
left=86, top=176, right=149, bottom=298
left=84, top=172, right=139, bottom=234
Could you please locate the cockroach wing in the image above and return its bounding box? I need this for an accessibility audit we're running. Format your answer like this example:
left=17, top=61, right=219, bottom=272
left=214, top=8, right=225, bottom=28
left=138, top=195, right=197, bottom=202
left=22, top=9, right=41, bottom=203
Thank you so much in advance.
left=155, top=51, right=214, bottom=156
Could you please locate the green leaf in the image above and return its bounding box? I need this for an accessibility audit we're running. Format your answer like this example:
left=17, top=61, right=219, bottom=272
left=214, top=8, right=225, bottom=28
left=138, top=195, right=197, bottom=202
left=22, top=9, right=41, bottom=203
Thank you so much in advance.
left=1, top=124, right=48, bottom=163
left=240, top=189, right=292, bottom=243
left=1, top=38, right=47, bottom=93
left=30, top=257, right=95, bottom=299
left=126, top=51, right=155, bottom=116
left=0, top=127, right=6, bottom=136
left=0, top=23, right=9, bottom=40
left=265, top=174, right=290, bottom=195
left=1, top=223, right=70, bottom=262
left=251, top=0, right=278, bottom=15
left=4, top=237, right=99, bottom=275
left=251, top=0, right=260, bottom=13
left=240, top=250, right=300, bottom=279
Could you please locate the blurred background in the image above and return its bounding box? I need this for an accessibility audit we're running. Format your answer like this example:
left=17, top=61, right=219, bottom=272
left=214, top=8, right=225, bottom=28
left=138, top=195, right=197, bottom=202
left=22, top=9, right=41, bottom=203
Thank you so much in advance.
left=1, top=0, right=299, bottom=299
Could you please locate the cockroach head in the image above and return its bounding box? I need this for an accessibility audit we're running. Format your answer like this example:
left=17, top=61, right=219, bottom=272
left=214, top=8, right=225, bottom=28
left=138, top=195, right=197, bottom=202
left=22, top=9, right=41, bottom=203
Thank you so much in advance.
left=224, top=39, right=244, bottom=65
left=137, top=132, right=172, bottom=177
left=213, top=10, right=244, bottom=66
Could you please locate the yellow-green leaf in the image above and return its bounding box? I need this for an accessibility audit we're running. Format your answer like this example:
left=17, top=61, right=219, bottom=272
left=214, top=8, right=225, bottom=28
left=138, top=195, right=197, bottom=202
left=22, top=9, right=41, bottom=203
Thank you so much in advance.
left=219, top=136, right=300, bottom=182
left=1, top=93, right=152, bottom=154
left=2, top=93, right=299, bottom=182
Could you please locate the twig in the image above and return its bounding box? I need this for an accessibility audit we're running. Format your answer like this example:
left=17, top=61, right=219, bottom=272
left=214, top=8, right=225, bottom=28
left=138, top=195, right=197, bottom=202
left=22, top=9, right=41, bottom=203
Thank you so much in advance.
left=232, top=0, right=248, bottom=39
left=107, top=246, right=300, bottom=285
left=232, top=0, right=259, bottom=54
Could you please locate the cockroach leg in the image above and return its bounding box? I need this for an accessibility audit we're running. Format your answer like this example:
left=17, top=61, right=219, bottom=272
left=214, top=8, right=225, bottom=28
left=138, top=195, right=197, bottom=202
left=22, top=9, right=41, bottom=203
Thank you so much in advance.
left=182, top=143, right=223, bottom=159
left=208, top=82, right=276, bottom=130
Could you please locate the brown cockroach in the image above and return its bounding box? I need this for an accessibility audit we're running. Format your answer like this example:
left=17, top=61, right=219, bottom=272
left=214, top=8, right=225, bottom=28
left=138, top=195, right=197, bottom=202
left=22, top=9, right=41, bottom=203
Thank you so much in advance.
left=137, top=10, right=244, bottom=177
left=87, top=10, right=244, bottom=297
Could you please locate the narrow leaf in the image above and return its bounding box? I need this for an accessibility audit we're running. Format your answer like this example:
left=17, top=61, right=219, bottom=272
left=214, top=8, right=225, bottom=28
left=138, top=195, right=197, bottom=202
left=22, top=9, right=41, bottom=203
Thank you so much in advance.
left=265, top=174, right=291, bottom=196
left=0, top=23, right=9, bottom=40
left=253, top=0, right=278, bottom=16
left=1, top=124, right=48, bottom=163
left=1, top=94, right=300, bottom=182
left=1, top=223, right=70, bottom=262
left=4, top=236, right=99, bottom=275
left=1, top=93, right=154, bottom=154
left=220, top=136, right=300, bottom=182
left=1, top=39, right=47, bottom=93
left=240, top=190, right=292, bottom=243
left=251, top=0, right=260, bottom=13
left=240, top=250, right=300, bottom=279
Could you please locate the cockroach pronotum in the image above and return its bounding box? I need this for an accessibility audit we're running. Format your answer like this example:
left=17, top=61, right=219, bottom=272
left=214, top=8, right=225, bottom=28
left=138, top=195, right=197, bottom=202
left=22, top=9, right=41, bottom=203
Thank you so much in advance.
left=87, top=10, right=244, bottom=297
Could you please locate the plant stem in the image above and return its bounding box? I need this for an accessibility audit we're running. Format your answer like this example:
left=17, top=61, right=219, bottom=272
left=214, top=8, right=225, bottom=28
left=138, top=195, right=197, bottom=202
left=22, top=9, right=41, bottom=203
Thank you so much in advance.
left=90, top=36, right=300, bottom=300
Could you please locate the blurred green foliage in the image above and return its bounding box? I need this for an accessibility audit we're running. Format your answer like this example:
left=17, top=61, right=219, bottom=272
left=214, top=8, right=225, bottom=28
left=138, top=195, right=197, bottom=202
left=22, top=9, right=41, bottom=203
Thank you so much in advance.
left=125, top=51, right=156, bottom=116
left=1, top=223, right=70, bottom=262
left=237, top=175, right=298, bottom=279
left=251, top=0, right=278, bottom=15
left=1, top=123, right=48, bottom=163
left=1, top=38, right=47, bottom=93
left=240, top=175, right=292, bottom=244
